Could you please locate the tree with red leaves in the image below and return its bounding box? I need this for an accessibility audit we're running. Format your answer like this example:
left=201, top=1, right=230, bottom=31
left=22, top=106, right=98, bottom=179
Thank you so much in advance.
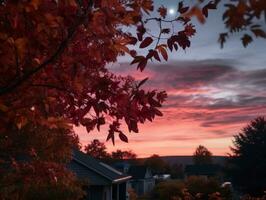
left=218, top=0, right=266, bottom=48
left=0, top=0, right=265, bottom=198
left=0, top=0, right=198, bottom=197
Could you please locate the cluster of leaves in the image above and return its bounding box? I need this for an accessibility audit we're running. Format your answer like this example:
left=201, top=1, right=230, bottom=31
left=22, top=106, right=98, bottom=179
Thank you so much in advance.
left=0, top=0, right=172, bottom=148
left=219, top=0, right=266, bottom=47
left=0, top=0, right=168, bottom=196
left=0, top=0, right=220, bottom=158
left=130, top=0, right=219, bottom=71
left=0, top=122, right=83, bottom=199
left=0, top=161, right=84, bottom=200
left=0, top=4, right=218, bottom=195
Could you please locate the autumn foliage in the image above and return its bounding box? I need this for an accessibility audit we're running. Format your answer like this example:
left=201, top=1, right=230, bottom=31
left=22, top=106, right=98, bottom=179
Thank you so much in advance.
left=0, top=0, right=204, bottom=197
left=0, top=0, right=206, bottom=160
left=219, top=0, right=266, bottom=47
left=1, top=0, right=264, bottom=198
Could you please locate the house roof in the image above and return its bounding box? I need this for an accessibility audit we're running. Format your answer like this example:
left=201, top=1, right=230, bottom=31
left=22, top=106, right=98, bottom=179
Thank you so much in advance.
left=185, top=164, right=221, bottom=176
left=127, top=165, right=149, bottom=179
left=68, top=149, right=131, bottom=185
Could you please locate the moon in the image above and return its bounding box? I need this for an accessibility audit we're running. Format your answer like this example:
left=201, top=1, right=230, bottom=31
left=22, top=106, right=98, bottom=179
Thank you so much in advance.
left=168, top=8, right=176, bottom=15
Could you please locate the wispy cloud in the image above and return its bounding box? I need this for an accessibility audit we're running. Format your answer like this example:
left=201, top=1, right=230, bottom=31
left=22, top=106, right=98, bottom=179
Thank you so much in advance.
left=77, top=59, right=266, bottom=157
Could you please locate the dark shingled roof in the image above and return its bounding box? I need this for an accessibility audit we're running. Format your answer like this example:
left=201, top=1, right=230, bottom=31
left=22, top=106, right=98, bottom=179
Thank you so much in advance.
left=185, top=164, right=221, bottom=176
left=128, top=165, right=148, bottom=179
left=68, top=150, right=131, bottom=185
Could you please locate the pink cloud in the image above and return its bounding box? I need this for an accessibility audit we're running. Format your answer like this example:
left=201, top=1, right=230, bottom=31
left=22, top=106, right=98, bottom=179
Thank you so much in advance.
left=76, top=60, right=266, bottom=157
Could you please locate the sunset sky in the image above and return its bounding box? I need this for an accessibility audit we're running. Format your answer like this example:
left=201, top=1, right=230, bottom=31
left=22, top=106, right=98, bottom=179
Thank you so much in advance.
left=76, top=1, right=266, bottom=157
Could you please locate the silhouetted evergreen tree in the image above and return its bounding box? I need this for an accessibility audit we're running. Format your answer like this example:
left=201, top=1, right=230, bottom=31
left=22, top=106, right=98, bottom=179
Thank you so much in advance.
left=228, top=117, right=266, bottom=197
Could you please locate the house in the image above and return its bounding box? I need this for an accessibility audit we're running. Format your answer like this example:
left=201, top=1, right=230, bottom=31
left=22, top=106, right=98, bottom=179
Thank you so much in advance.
left=113, top=163, right=155, bottom=197
left=69, top=150, right=131, bottom=200
left=184, top=164, right=222, bottom=179
left=127, top=165, right=155, bottom=196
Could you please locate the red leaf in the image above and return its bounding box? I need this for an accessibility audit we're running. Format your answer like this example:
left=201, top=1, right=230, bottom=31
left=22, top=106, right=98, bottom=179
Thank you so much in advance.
left=173, top=43, right=178, bottom=51
left=157, top=47, right=168, bottom=61
left=178, top=2, right=189, bottom=14
left=130, top=56, right=145, bottom=65
left=137, top=32, right=143, bottom=41
left=86, top=124, right=95, bottom=133
left=158, top=6, right=167, bottom=19
left=137, top=25, right=146, bottom=34
left=128, top=36, right=138, bottom=45
left=140, top=37, right=153, bottom=48
left=202, top=6, right=208, bottom=18
left=242, top=34, right=253, bottom=47
left=146, top=50, right=154, bottom=59
left=167, top=38, right=173, bottom=51
left=184, top=24, right=196, bottom=37
left=107, top=131, right=115, bottom=145
left=137, top=58, right=147, bottom=71
left=137, top=77, right=149, bottom=88
left=128, top=120, right=138, bottom=133
left=177, top=16, right=191, bottom=25
left=149, top=98, right=161, bottom=107
left=137, top=25, right=146, bottom=41
left=153, top=50, right=161, bottom=61
left=130, top=50, right=137, bottom=57
left=119, top=132, right=128, bottom=143
left=176, top=32, right=190, bottom=49
left=161, top=28, right=170, bottom=34
left=157, top=91, right=167, bottom=103
left=81, top=118, right=92, bottom=126
left=218, top=33, right=229, bottom=48
left=96, top=117, right=105, bottom=131
left=251, top=29, right=266, bottom=38
left=202, top=2, right=217, bottom=18
left=154, top=108, right=163, bottom=116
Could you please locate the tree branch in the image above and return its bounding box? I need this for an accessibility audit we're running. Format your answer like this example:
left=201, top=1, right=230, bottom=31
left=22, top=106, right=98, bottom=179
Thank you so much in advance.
left=30, top=83, right=70, bottom=93
left=0, top=1, right=94, bottom=97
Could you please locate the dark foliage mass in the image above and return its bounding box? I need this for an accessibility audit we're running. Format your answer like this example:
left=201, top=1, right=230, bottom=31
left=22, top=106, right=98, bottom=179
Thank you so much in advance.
left=85, top=139, right=137, bottom=161
left=228, top=117, right=266, bottom=197
left=193, top=145, right=213, bottom=165
left=150, top=177, right=232, bottom=200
